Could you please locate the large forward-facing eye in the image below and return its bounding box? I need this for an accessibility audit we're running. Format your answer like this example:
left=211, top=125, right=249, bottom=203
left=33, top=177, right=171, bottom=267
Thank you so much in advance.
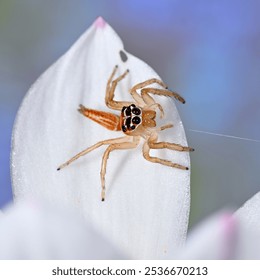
left=132, top=107, right=141, bottom=115
left=132, top=116, right=141, bottom=124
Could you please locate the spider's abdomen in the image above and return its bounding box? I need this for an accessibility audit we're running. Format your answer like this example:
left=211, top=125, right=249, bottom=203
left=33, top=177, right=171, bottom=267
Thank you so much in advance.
left=121, top=104, right=142, bottom=133
left=78, top=105, right=121, bottom=131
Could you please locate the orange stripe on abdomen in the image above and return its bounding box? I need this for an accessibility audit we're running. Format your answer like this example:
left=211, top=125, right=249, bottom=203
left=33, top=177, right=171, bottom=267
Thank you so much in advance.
left=79, top=106, right=121, bottom=131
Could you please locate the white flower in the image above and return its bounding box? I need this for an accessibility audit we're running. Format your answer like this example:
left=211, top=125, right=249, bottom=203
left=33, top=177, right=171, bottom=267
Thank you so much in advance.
left=1, top=192, right=259, bottom=259
left=234, top=191, right=260, bottom=259
left=0, top=198, right=123, bottom=259
left=11, top=17, right=190, bottom=259
left=176, top=192, right=260, bottom=259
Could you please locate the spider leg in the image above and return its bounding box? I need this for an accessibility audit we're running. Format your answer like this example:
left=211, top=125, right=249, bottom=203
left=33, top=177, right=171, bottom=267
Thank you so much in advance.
left=140, top=89, right=164, bottom=118
left=148, top=132, right=194, bottom=152
left=105, top=66, right=133, bottom=110
left=106, top=65, right=119, bottom=94
left=142, top=132, right=193, bottom=170
left=129, top=78, right=167, bottom=109
left=149, top=140, right=194, bottom=152
left=141, top=87, right=186, bottom=104
left=131, top=78, right=167, bottom=91
left=57, top=136, right=130, bottom=171
left=143, top=142, right=188, bottom=170
left=100, top=136, right=140, bottom=201
left=143, top=141, right=188, bottom=170
left=129, top=78, right=184, bottom=114
left=158, top=124, right=174, bottom=131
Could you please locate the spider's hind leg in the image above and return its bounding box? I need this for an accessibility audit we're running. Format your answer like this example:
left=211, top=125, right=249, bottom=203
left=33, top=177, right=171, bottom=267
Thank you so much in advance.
left=100, top=136, right=140, bottom=201
left=142, top=132, right=193, bottom=170
left=143, top=141, right=189, bottom=170
left=148, top=133, right=194, bottom=152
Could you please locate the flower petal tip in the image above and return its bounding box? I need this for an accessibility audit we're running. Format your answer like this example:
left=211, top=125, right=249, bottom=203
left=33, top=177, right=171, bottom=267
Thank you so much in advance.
left=222, top=212, right=237, bottom=237
left=220, top=212, right=237, bottom=259
left=94, top=16, right=107, bottom=29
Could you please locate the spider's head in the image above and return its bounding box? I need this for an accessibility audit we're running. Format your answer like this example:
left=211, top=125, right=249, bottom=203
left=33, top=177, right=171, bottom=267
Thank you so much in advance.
left=120, top=104, right=156, bottom=135
left=121, top=104, right=142, bottom=134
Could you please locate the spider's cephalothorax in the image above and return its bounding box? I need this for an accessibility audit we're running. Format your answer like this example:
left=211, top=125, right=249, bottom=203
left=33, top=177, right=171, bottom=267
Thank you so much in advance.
left=58, top=65, right=194, bottom=201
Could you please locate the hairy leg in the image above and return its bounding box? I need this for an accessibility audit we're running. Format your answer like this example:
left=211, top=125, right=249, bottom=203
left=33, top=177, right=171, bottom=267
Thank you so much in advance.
left=140, top=88, right=164, bottom=118
left=57, top=136, right=131, bottom=170
left=141, top=87, right=185, bottom=104
left=142, top=141, right=189, bottom=170
left=129, top=78, right=166, bottom=108
left=131, top=78, right=167, bottom=91
left=148, top=132, right=194, bottom=152
left=105, top=66, right=133, bottom=110
left=100, top=136, right=140, bottom=201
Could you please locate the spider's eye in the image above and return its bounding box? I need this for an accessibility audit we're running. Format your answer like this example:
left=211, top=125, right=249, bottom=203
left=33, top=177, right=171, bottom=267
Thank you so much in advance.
left=125, top=117, right=131, bottom=128
left=122, top=125, right=127, bottom=132
left=132, top=116, right=141, bottom=124
left=130, top=125, right=136, bottom=130
left=121, top=106, right=127, bottom=113
left=130, top=104, right=136, bottom=108
left=125, top=107, right=131, bottom=116
left=132, top=107, right=141, bottom=115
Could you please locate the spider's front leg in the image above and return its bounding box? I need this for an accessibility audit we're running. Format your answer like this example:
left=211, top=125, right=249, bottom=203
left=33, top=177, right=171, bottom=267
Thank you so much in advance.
left=100, top=136, right=140, bottom=201
left=141, top=87, right=186, bottom=104
left=130, top=78, right=186, bottom=104
left=105, top=65, right=132, bottom=111
left=140, top=89, right=164, bottom=118
left=130, top=78, right=167, bottom=115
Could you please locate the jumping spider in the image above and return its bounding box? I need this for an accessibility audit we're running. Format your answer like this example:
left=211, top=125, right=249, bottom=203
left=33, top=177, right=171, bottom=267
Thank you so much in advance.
left=57, top=65, right=194, bottom=201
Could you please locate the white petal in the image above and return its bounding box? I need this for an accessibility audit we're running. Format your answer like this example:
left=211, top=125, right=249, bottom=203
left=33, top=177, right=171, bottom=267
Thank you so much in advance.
left=234, top=191, right=260, bottom=259
left=11, top=17, right=190, bottom=259
left=176, top=211, right=237, bottom=259
left=0, top=199, right=123, bottom=259
left=235, top=192, right=260, bottom=232
left=177, top=192, right=260, bottom=259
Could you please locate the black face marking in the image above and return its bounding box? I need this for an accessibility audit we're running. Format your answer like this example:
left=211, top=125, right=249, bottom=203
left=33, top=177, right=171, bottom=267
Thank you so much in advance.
left=132, top=107, right=141, bottom=115
left=119, top=50, right=128, bottom=62
left=121, top=104, right=142, bottom=133
left=125, top=117, right=131, bottom=128
left=132, top=116, right=141, bottom=124
left=125, top=107, right=131, bottom=116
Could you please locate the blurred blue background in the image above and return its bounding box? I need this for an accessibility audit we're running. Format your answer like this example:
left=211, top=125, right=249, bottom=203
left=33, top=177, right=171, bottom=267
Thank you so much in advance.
left=1, top=0, right=260, bottom=228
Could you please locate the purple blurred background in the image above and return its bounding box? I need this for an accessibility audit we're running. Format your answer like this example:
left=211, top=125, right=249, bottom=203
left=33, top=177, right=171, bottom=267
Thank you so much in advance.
left=1, top=0, right=260, bottom=227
